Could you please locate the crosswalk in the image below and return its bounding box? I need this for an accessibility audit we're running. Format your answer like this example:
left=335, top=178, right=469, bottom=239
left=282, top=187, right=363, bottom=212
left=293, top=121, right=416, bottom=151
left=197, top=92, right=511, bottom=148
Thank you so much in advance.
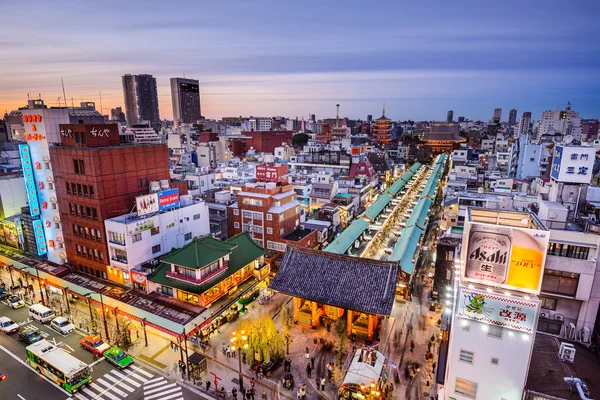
left=72, top=366, right=171, bottom=400
left=143, top=376, right=184, bottom=400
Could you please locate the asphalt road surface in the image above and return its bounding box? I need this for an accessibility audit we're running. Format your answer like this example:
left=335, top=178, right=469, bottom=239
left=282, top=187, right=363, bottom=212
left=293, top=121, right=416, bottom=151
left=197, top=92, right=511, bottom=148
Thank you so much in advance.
left=0, top=300, right=200, bottom=400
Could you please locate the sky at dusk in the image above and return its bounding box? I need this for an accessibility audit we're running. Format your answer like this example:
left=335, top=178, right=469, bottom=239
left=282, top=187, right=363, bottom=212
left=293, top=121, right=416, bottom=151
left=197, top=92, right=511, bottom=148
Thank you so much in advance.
left=2, top=0, right=600, bottom=122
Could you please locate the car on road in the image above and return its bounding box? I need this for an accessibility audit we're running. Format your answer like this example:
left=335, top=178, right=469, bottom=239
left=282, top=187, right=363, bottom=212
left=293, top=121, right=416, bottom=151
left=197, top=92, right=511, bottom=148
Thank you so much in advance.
left=80, top=335, right=110, bottom=356
left=18, top=327, right=43, bottom=344
left=0, top=317, right=19, bottom=334
left=50, top=317, right=74, bottom=335
left=0, top=288, right=9, bottom=301
left=103, top=347, right=134, bottom=369
left=6, top=295, right=24, bottom=309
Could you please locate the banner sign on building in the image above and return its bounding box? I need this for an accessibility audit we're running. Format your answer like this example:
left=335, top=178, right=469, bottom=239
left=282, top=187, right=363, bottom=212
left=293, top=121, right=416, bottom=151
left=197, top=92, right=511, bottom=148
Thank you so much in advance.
left=136, top=193, right=159, bottom=216
left=32, top=219, right=47, bottom=255
left=550, top=145, right=595, bottom=184
left=128, top=218, right=155, bottom=235
left=461, top=220, right=550, bottom=294
left=457, top=287, right=539, bottom=333
left=19, top=144, right=41, bottom=217
left=130, top=271, right=148, bottom=286
left=158, top=188, right=180, bottom=211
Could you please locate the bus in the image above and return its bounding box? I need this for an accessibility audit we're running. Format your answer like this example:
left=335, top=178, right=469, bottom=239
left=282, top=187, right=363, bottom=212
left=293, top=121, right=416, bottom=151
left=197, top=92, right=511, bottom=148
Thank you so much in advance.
left=26, top=340, right=91, bottom=394
left=338, top=348, right=386, bottom=399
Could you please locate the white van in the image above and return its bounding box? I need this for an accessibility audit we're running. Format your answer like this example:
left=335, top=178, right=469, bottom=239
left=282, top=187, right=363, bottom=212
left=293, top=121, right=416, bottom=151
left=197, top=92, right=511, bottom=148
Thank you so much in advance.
left=28, top=304, right=55, bottom=324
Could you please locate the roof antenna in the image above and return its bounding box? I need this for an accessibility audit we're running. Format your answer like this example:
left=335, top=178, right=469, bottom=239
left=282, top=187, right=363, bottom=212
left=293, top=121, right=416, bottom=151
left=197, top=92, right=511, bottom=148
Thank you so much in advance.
left=183, top=73, right=185, bottom=78
left=61, top=78, right=68, bottom=109
left=336, top=104, right=340, bottom=128
left=99, top=90, right=104, bottom=115
left=382, top=102, right=386, bottom=117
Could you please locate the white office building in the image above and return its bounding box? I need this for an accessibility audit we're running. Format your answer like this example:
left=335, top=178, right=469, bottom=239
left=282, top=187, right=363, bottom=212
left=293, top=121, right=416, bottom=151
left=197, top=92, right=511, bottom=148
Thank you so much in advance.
left=248, top=118, right=273, bottom=132
left=104, top=196, right=210, bottom=287
left=538, top=104, right=582, bottom=141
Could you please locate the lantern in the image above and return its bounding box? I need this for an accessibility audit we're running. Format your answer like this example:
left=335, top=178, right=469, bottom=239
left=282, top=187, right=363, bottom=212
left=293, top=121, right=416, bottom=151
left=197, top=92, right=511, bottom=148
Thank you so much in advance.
left=45, top=221, right=51, bottom=228
left=35, top=162, right=41, bottom=170
left=42, top=202, right=48, bottom=210
left=38, top=182, right=44, bottom=190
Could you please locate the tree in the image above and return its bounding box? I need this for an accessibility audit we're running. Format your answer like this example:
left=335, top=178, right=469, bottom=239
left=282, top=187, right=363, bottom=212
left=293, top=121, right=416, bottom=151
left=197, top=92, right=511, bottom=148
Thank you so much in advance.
left=280, top=304, right=294, bottom=354
left=334, top=318, right=347, bottom=367
left=239, top=313, right=285, bottom=366
left=292, top=133, right=309, bottom=147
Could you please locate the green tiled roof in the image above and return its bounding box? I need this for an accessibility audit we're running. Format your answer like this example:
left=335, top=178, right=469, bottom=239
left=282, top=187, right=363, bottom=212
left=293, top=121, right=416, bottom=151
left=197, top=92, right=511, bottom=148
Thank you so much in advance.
left=149, top=232, right=265, bottom=294
left=325, top=218, right=369, bottom=254
left=160, top=235, right=237, bottom=269
left=364, top=193, right=392, bottom=221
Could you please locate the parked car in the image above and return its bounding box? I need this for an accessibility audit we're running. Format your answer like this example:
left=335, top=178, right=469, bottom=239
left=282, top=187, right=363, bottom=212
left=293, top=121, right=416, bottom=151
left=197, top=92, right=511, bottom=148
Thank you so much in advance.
left=80, top=335, right=110, bottom=356
left=50, top=317, right=74, bottom=335
left=18, top=327, right=43, bottom=344
left=103, top=347, right=134, bottom=369
left=0, top=317, right=19, bottom=334
left=0, top=289, right=9, bottom=301
left=6, top=295, right=24, bottom=309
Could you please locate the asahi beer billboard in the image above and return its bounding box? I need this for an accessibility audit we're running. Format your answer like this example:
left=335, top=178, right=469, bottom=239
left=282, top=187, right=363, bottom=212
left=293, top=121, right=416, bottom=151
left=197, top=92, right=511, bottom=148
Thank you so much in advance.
left=461, top=220, right=550, bottom=294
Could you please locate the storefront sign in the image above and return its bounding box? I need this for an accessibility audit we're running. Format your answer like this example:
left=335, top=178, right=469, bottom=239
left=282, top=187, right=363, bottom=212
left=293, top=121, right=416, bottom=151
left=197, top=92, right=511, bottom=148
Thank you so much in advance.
left=551, top=145, right=595, bottom=184
left=32, top=219, right=47, bottom=255
left=158, top=188, right=180, bottom=211
left=23, top=115, right=42, bottom=123
left=60, top=128, right=73, bottom=137
left=131, top=271, right=148, bottom=285
left=461, top=220, right=549, bottom=294
left=0, top=220, right=19, bottom=248
left=128, top=218, right=154, bottom=235
left=90, top=127, right=110, bottom=138
left=136, top=193, right=159, bottom=216
left=456, top=287, right=539, bottom=333
left=19, top=144, right=40, bottom=216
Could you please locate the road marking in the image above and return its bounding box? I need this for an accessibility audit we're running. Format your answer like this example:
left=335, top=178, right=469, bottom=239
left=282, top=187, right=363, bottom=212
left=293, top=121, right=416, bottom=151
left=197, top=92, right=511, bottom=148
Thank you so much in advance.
left=144, top=376, right=165, bottom=385
left=90, top=383, right=119, bottom=400
left=108, top=369, right=126, bottom=379
left=96, top=378, right=127, bottom=398
left=145, top=387, right=182, bottom=400
left=0, top=344, right=71, bottom=396
left=135, top=368, right=153, bottom=379
left=144, top=382, right=177, bottom=395
left=116, top=381, right=135, bottom=393
left=158, top=393, right=184, bottom=400
left=81, top=388, right=96, bottom=398
left=111, top=370, right=143, bottom=388
left=128, top=371, right=149, bottom=383
left=65, top=344, right=74, bottom=352
left=17, top=395, right=26, bottom=400
left=74, top=392, right=89, bottom=400
left=89, top=357, right=104, bottom=367
left=143, top=379, right=168, bottom=390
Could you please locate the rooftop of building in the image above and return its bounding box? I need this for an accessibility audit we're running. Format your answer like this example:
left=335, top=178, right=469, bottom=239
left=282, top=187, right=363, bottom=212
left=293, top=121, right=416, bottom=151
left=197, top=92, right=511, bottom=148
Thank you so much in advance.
left=526, top=334, right=600, bottom=399
left=106, top=197, right=204, bottom=224
left=283, top=228, right=315, bottom=242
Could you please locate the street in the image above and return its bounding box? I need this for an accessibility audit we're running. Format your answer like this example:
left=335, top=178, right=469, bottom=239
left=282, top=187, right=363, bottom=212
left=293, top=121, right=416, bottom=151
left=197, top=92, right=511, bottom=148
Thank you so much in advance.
left=0, top=299, right=202, bottom=400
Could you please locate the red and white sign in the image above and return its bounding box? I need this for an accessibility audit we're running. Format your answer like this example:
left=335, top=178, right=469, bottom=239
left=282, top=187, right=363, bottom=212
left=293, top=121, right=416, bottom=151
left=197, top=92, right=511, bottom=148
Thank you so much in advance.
left=131, top=271, right=148, bottom=285
left=256, top=164, right=289, bottom=184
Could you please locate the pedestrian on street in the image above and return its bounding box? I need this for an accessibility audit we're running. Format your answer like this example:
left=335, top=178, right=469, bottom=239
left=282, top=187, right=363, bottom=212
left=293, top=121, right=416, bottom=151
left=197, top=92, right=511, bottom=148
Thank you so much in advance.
left=321, top=377, right=326, bottom=391
left=296, top=387, right=302, bottom=399
left=262, top=392, right=268, bottom=400
left=222, top=343, right=227, bottom=355
left=251, top=378, right=256, bottom=388
left=410, top=339, right=415, bottom=352
left=205, top=380, right=211, bottom=391
left=432, top=362, right=436, bottom=374
left=310, top=356, right=315, bottom=369
left=232, top=387, right=238, bottom=399
left=306, top=363, right=312, bottom=378
left=227, top=346, right=231, bottom=358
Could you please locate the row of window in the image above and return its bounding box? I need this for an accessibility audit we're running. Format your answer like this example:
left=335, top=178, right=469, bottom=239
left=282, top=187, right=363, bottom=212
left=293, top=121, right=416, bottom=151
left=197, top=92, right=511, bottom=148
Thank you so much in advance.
left=541, top=269, right=579, bottom=296
left=68, top=203, right=98, bottom=220
left=267, top=241, right=287, bottom=252
left=546, top=242, right=592, bottom=260
left=72, top=224, right=102, bottom=242
left=75, top=244, right=104, bottom=262
left=76, top=264, right=107, bottom=280
left=66, top=182, right=95, bottom=198
left=73, top=159, right=85, bottom=174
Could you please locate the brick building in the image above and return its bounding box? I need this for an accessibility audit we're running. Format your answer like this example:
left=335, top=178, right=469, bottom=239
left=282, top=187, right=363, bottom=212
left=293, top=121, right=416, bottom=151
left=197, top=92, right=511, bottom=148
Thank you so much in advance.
left=227, top=181, right=317, bottom=252
left=49, top=124, right=186, bottom=281
left=230, top=131, right=294, bottom=156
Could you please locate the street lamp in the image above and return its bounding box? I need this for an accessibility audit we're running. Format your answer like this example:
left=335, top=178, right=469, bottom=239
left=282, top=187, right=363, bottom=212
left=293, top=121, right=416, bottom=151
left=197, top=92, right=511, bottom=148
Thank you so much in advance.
left=84, top=293, right=109, bottom=341
left=83, top=293, right=95, bottom=333
left=231, top=329, right=248, bottom=391
left=34, top=266, right=45, bottom=306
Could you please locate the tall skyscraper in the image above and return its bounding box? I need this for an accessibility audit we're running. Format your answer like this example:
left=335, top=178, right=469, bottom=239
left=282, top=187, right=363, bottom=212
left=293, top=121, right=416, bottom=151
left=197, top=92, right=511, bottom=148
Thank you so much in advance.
left=493, top=108, right=502, bottom=123
left=170, top=77, right=201, bottom=127
left=509, top=108, right=517, bottom=125
left=122, top=74, right=160, bottom=130
left=447, top=110, right=454, bottom=123
left=518, top=111, right=532, bottom=135
left=110, top=107, right=126, bottom=123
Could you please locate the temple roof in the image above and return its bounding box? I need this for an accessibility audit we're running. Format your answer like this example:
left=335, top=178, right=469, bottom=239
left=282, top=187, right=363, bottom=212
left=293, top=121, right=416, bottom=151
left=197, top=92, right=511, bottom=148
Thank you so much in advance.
left=375, top=115, right=391, bottom=122
left=269, top=247, right=399, bottom=315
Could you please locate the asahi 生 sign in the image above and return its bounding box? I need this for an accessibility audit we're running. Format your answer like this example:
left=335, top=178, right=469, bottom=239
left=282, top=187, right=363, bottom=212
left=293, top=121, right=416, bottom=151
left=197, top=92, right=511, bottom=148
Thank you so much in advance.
left=461, top=220, right=550, bottom=294
left=457, top=287, right=539, bottom=333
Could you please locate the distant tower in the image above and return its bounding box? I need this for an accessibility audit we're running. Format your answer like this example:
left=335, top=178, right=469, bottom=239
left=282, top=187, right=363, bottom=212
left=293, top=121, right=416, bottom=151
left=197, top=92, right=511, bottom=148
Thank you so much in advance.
left=122, top=74, right=160, bottom=130
left=367, top=114, right=373, bottom=123
left=447, top=110, right=454, bottom=123
left=171, top=77, right=201, bottom=127
left=493, top=108, right=502, bottom=123
left=509, top=108, right=517, bottom=125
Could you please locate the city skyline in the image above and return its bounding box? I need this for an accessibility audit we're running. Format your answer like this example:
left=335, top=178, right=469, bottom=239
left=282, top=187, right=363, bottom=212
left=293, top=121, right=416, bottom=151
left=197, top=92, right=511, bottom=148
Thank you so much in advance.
left=2, top=0, right=600, bottom=121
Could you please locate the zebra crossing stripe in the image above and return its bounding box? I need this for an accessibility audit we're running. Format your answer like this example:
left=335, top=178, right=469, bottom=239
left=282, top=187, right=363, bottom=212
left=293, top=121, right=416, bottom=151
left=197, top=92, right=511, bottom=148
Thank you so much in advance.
left=158, top=393, right=185, bottom=400
left=143, top=379, right=168, bottom=390
left=143, top=377, right=165, bottom=385
left=145, top=387, right=182, bottom=400
left=96, top=378, right=127, bottom=398
left=108, top=369, right=127, bottom=380
left=103, top=374, right=135, bottom=393
left=144, top=382, right=177, bottom=395
left=90, top=383, right=119, bottom=400
left=134, top=367, right=153, bottom=379
left=74, top=392, right=89, bottom=400
left=118, top=371, right=146, bottom=388
left=128, top=371, right=149, bottom=383
left=81, top=388, right=96, bottom=398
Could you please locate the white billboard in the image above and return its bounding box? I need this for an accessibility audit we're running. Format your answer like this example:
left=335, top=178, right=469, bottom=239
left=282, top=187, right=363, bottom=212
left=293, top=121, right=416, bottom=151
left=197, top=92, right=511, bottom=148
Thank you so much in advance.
left=136, top=193, right=159, bottom=216
left=550, top=145, right=595, bottom=184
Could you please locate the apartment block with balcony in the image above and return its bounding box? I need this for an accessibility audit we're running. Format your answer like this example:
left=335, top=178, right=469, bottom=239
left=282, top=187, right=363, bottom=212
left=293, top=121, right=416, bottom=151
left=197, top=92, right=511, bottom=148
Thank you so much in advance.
left=104, top=197, right=210, bottom=286
left=147, top=232, right=268, bottom=308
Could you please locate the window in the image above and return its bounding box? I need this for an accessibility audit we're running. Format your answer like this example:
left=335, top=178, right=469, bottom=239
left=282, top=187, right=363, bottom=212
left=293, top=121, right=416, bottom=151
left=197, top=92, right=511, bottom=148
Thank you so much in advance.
left=44, top=162, right=50, bottom=169
left=242, top=211, right=253, bottom=219
left=89, top=186, right=94, bottom=198
left=193, top=214, right=200, bottom=220
left=177, top=290, right=199, bottom=304
left=110, top=232, right=126, bottom=245
left=79, top=159, right=85, bottom=174
left=160, top=286, right=173, bottom=296
left=541, top=270, right=579, bottom=296
left=77, top=184, right=82, bottom=196
left=459, top=350, right=474, bottom=364
left=267, top=214, right=272, bottom=221
left=267, top=227, right=273, bottom=235
left=184, top=232, right=192, bottom=240
left=83, top=185, right=88, bottom=196
left=487, top=325, right=503, bottom=339
left=54, top=222, right=59, bottom=229
left=143, top=178, right=148, bottom=186
left=48, top=182, right=53, bottom=190
left=96, top=230, right=101, bottom=240
left=279, top=214, right=284, bottom=222
left=233, top=209, right=239, bottom=216
left=455, top=378, right=477, bottom=399
left=150, top=227, right=160, bottom=235
left=152, top=244, right=161, bottom=254
left=540, top=297, right=557, bottom=310
left=530, top=158, right=535, bottom=162
left=166, top=222, right=175, bottom=229
left=491, top=357, right=499, bottom=366
left=267, top=241, right=287, bottom=252
left=547, top=242, right=591, bottom=260
left=234, top=222, right=240, bottom=229
left=132, top=233, right=142, bottom=243
left=280, top=228, right=284, bottom=235
left=51, top=203, right=57, bottom=210
left=73, top=159, right=80, bottom=173
left=92, top=208, right=98, bottom=220
left=242, top=198, right=263, bottom=207
left=66, top=182, right=71, bottom=194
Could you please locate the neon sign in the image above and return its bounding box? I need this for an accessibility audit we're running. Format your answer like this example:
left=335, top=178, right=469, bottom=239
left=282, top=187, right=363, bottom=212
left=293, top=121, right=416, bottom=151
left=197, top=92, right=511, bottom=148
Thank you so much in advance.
left=18, top=144, right=41, bottom=216
left=23, top=115, right=42, bottom=123
left=90, top=127, right=110, bottom=137
left=32, top=219, right=47, bottom=255
left=25, top=134, right=46, bottom=141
